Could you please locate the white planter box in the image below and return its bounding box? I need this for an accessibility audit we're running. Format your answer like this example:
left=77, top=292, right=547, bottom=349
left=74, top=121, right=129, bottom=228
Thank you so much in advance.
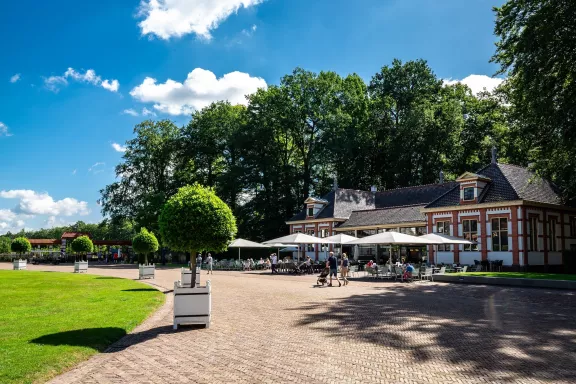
left=173, top=280, right=211, bottom=330
left=181, top=267, right=201, bottom=287
left=13, top=259, right=27, bottom=270
left=139, top=264, right=155, bottom=279
left=74, top=261, right=88, bottom=273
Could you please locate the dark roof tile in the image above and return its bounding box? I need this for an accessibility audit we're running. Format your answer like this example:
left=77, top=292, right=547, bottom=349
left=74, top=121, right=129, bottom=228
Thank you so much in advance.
left=338, top=205, right=426, bottom=228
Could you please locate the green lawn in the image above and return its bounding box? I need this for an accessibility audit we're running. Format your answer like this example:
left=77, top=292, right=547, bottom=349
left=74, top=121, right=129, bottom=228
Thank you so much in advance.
left=454, top=272, right=576, bottom=281
left=0, top=271, right=164, bottom=384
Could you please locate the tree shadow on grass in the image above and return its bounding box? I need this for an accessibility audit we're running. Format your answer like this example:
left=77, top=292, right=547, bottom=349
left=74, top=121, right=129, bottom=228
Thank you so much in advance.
left=31, top=324, right=204, bottom=353
left=94, top=276, right=122, bottom=280
left=291, top=283, right=576, bottom=382
left=122, top=288, right=158, bottom=292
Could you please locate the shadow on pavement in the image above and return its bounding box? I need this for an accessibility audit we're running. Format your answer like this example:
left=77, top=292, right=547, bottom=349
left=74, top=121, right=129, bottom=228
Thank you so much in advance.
left=291, top=283, right=576, bottom=382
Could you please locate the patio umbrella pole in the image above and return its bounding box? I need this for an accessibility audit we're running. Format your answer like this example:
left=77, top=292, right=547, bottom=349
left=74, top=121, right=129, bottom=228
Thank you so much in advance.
left=238, top=248, right=241, bottom=261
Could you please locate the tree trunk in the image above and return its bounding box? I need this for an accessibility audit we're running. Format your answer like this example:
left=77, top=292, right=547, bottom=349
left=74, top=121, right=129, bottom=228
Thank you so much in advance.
left=190, top=250, right=197, bottom=288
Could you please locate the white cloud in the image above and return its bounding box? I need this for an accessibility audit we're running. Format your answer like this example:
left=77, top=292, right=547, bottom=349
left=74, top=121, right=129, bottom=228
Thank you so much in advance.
left=443, top=75, right=505, bottom=95
left=142, top=107, right=156, bottom=116
left=15, top=219, right=25, bottom=227
left=0, top=122, right=12, bottom=137
left=242, top=24, right=257, bottom=36
left=102, top=79, right=120, bottom=92
left=123, top=108, right=139, bottom=116
left=130, top=68, right=267, bottom=115
left=43, top=67, right=120, bottom=93
left=88, top=162, right=105, bottom=172
left=0, top=190, right=90, bottom=217
left=112, top=143, right=127, bottom=152
left=0, top=209, right=17, bottom=222
left=10, top=74, right=21, bottom=83
left=137, top=0, right=265, bottom=40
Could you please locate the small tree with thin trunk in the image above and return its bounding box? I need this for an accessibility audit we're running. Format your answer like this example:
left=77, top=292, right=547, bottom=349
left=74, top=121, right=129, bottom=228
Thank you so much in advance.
left=71, top=236, right=93, bottom=262
left=132, top=227, right=159, bottom=265
left=11, top=237, right=31, bottom=260
left=159, top=183, right=237, bottom=287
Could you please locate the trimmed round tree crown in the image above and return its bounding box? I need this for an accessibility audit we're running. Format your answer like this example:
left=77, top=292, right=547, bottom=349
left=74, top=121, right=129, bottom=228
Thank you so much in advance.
left=71, top=236, right=94, bottom=254
left=11, top=237, right=31, bottom=254
left=159, top=183, right=237, bottom=253
left=132, top=227, right=159, bottom=255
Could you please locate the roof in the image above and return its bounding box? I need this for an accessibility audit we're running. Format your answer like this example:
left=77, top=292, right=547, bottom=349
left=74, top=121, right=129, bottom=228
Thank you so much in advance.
left=28, top=239, right=60, bottom=246
left=288, top=189, right=376, bottom=222
left=61, top=232, right=92, bottom=239
left=338, top=205, right=426, bottom=228
left=426, top=163, right=562, bottom=208
left=375, top=182, right=458, bottom=208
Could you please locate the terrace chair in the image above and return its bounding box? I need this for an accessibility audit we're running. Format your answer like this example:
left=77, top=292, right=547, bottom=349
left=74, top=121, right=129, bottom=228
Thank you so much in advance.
left=473, top=265, right=482, bottom=272
left=365, top=266, right=377, bottom=279
left=349, top=265, right=358, bottom=278
left=377, top=265, right=392, bottom=279
left=421, top=268, right=434, bottom=282
left=460, top=266, right=468, bottom=273
left=393, top=266, right=404, bottom=281
left=435, top=266, right=446, bottom=275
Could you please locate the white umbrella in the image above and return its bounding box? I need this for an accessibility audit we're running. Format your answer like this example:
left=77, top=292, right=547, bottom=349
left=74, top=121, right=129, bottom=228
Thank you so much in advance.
left=419, top=233, right=476, bottom=244
left=279, top=246, right=299, bottom=252
left=346, top=231, right=442, bottom=268
left=264, top=242, right=291, bottom=259
left=263, top=233, right=335, bottom=262
left=322, top=233, right=358, bottom=260
left=228, top=238, right=269, bottom=260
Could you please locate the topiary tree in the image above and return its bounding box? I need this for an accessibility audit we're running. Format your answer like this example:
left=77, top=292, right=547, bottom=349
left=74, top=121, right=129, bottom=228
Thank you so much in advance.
left=159, top=183, right=237, bottom=287
left=71, top=236, right=93, bottom=262
left=132, top=227, right=159, bottom=265
left=11, top=237, right=31, bottom=260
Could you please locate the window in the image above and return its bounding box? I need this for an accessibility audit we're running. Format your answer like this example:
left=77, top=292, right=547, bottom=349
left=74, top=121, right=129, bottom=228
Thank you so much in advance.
left=570, top=216, right=576, bottom=237
left=307, top=206, right=314, bottom=217
left=462, top=219, right=479, bottom=251
left=306, top=230, right=315, bottom=252
left=463, top=187, right=475, bottom=201
left=492, top=218, right=509, bottom=251
left=548, top=218, right=557, bottom=251
left=527, top=217, right=538, bottom=251
left=436, top=221, right=451, bottom=251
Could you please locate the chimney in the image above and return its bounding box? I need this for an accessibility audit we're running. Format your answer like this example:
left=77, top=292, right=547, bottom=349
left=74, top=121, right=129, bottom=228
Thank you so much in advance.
left=491, top=147, right=497, bottom=164
left=333, top=174, right=338, bottom=191
left=439, top=170, right=444, bottom=184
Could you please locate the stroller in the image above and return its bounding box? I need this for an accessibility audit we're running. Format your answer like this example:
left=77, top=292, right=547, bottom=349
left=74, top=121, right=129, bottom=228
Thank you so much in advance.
left=316, top=267, right=330, bottom=286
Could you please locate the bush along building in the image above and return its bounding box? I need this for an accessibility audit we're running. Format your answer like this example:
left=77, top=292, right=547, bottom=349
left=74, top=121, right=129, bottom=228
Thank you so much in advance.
left=286, top=151, right=576, bottom=270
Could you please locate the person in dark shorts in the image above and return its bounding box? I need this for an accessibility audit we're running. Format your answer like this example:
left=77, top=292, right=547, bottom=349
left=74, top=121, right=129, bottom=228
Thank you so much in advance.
left=326, top=252, right=341, bottom=287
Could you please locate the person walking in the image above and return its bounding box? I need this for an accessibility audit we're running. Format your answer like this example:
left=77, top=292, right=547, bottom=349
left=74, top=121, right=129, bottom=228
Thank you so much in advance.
left=206, top=253, right=213, bottom=274
left=196, top=253, right=203, bottom=270
left=270, top=253, right=278, bottom=274
left=340, top=253, right=350, bottom=286
left=326, top=252, right=341, bottom=287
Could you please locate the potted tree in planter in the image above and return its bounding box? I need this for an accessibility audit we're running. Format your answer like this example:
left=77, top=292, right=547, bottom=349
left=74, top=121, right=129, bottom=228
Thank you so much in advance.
left=11, top=237, right=31, bottom=270
left=159, top=183, right=236, bottom=329
left=71, top=236, right=93, bottom=273
left=133, top=227, right=159, bottom=279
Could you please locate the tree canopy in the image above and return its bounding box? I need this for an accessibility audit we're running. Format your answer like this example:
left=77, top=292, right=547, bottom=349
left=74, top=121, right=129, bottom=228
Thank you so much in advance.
left=0, top=237, right=11, bottom=254
left=493, top=0, right=576, bottom=203
left=132, top=227, right=159, bottom=265
left=159, top=183, right=237, bottom=254
left=71, top=236, right=93, bottom=255
left=11, top=237, right=31, bottom=255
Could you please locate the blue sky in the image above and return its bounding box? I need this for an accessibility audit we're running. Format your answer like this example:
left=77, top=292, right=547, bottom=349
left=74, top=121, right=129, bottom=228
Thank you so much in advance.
left=0, top=0, right=504, bottom=234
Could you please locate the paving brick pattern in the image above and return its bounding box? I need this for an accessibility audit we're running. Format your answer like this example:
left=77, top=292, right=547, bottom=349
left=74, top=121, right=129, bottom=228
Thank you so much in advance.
left=2, top=263, right=575, bottom=383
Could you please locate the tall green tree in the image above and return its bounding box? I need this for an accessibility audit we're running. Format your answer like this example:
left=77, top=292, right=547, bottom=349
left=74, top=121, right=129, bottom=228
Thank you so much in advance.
left=0, top=236, right=12, bottom=254
left=493, top=0, right=576, bottom=203
left=100, top=120, right=181, bottom=234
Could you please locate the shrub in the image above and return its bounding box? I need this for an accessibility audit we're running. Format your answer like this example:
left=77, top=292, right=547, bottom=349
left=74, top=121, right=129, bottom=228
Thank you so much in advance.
left=71, top=236, right=93, bottom=262
left=11, top=237, right=31, bottom=259
left=159, top=183, right=237, bottom=286
left=132, top=228, right=159, bottom=265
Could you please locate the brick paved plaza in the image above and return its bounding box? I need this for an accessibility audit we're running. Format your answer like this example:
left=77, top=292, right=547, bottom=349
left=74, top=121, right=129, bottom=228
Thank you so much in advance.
left=2, top=263, right=575, bottom=384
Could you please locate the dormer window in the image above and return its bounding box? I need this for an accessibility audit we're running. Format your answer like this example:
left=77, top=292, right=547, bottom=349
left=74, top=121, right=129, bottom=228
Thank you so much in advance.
left=307, top=206, right=314, bottom=217
left=463, top=187, right=475, bottom=201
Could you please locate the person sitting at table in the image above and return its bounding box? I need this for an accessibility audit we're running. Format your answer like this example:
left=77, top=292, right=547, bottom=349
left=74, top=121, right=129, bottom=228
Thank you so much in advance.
left=403, top=263, right=415, bottom=281
left=367, top=260, right=374, bottom=268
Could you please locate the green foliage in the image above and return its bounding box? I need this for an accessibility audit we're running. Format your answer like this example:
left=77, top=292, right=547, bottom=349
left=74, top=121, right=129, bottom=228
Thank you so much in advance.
left=0, top=237, right=11, bottom=254
left=493, top=0, right=576, bottom=203
left=102, top=61, right=521, bottom=242
left=159, top=184, right=237, bottom=254
left=71, top=236, right=93, bottom=254
left=132, top=228, right=159, bottom=265
left=10, top=237, right=31, bottom=256
left=0, top=271, right=163, bottom=384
